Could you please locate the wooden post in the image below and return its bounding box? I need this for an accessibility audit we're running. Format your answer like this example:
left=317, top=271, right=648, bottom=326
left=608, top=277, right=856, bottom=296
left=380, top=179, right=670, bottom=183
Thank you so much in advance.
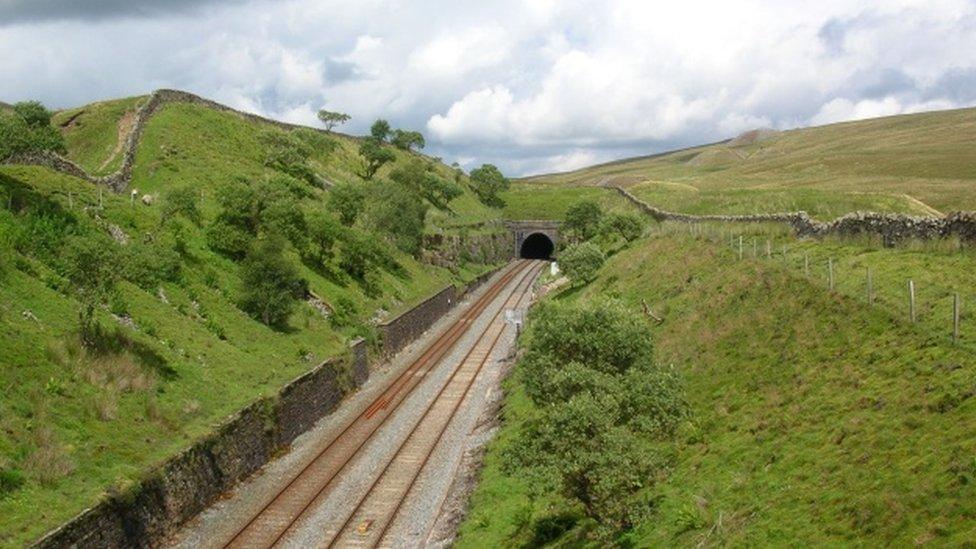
left=753, top=238, right=757, bottom=258
left=766, top=239, right=772, bottom=259
left=828, top=258, right=834, bottom=290
left=909, top=280, right=916, bottom=323
left=738, top=236, right=743, bottom=260
left=953, top=293, right=960, bottom=343
left=866, top=267, right=874, bottom=305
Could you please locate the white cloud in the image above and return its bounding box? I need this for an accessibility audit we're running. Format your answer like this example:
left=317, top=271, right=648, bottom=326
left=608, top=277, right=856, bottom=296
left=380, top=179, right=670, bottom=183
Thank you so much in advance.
left=0, top=0, right=974, bottom=176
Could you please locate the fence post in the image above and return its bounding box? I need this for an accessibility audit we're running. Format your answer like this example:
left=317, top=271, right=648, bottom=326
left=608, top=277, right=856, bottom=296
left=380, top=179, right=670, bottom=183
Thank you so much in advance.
left=828, top=258, right=834, bottom=290
left=953, top=292, right=961, bottom=343
left=766, top=239, right=772, bottom=259
left=866, top=267, right=874, bottom=305
left=909, top=280, right=916, bottom=323
left=753, top=238, right=757, bottom=258
left=738, top=236, right=743, bottom=260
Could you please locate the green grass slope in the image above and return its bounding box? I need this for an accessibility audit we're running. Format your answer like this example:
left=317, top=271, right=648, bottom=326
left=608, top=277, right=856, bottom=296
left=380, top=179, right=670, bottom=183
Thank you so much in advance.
left=0, top=95, right=504, bottom=545
left=525, top=107, right=976, bottom=220
left=459, top=229, right=976, bottom=546
left=52, top=96, right=147, bottom=176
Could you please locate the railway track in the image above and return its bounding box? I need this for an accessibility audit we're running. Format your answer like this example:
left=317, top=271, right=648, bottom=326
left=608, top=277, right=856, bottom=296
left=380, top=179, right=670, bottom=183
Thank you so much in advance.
left=217, top=259, right=542, bottom=548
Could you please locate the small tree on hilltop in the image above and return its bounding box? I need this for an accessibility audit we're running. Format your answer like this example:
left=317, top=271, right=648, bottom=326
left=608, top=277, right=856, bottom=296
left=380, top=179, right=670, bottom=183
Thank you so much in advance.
left=359, top=138, right=395, bottom=180
left=317, top=109, right=351, bottom=132
left=391, top=129, right=425, bottom=152
left=558, top=241, right=605, bottom=285
left=370, top=119, right=391, bottom=142
left=469, top=163, right=510, bottom=208
left=62, top=234, right=120, bottom=347
left=239, top=236, right=306, bottom=328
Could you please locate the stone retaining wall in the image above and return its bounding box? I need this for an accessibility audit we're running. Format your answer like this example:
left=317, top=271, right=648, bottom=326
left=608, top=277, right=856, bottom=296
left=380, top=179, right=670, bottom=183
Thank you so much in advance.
left=612, top=185, right=976, bottom=245
left=421, top=230, right=511, bottom=269
left=33, top=270, right=501, bottom=548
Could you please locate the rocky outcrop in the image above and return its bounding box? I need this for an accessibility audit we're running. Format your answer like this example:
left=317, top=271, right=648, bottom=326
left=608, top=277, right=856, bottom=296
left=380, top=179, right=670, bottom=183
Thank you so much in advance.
left=421, top=227, right=511, bottom=269
left=612, top=186, right=976, bottom=245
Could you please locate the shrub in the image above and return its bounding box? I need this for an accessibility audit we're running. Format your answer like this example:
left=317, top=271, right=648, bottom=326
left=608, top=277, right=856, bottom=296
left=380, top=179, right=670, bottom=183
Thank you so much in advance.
left=391, top=129, right=425, bottom=151
left=0, top=101, right=65, bottom=161
left=328, top=182, right=366, bottom=226
left=304, top=212, right=343, bottom=266
left=558, top=242, right=605, bottom=284
left=601, top=211, right=644, bottom=242
left=258, top=130, right=316, bottom=184
left=160, top=185, right=201, bottom=225
left=121, top=241, right=181, bottom=290
left=239, top=236, right=306, bottom=328
left=61, top=233, right=121, bottom=346
left=564, top=200, right=603, bottom=241
left=469, top=164, right=509, bottom=208
left=363, top=181, right=428, bottom=256
left=206, top=219, right=253, bottom=259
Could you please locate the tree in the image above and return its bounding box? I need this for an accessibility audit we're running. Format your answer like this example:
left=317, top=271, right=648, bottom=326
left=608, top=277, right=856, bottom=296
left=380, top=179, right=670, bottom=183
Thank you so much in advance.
left=389, top=158, right=462, bottom=210
left=558, top=241, right=605, bottom=285
left=62, top=233, right=120, bottom=346
left=304, top=212, right=343, bottom=266
left=359, top=137, right=396, bottom=180
left=317, top=109, right=351, bottom=131
left=363, top=181, right=428, bottom=256
left=600, top=212, right=644, bottom=242
left=239, top=236, right=306, bottom=327
left=469, top=164, right=510, bottom=208
left=258, top=130, right=316, bottom=185
left=391, top=129, right=425, bottom=151
left=564, top=200, right=603, bottom=241
left=370, top=119, right=391, bottom=142
left=327, top=181, right=366, bottom=225
left=13, top=101, right=53, bottom=128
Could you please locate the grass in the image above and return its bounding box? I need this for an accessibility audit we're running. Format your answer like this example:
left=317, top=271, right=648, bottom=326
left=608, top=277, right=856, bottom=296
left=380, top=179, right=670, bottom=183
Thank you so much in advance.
left=458, top=228, right=976, bottom=546
left=526, top=106, right=976, bottom=220
left=501, top=182, right=639, bottom=220
left=0, top=94, right=504, bottom=545
left=51, top=96, right=147, bottom=176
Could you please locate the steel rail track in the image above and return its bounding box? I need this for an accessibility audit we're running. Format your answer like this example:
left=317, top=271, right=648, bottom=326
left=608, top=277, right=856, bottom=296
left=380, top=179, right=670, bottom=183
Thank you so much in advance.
left=322, top=261, right=544, bottom=548
left=220, top=260, right=533, bottom=548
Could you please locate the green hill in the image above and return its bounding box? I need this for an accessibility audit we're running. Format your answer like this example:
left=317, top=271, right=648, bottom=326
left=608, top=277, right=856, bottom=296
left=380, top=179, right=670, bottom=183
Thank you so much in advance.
left=0, top=93, right=504, bottom=545
left=524, top=107, right=976, bottom=220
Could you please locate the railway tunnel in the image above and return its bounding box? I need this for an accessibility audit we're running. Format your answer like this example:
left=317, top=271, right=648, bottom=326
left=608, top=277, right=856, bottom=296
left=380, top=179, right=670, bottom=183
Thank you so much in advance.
left=506, top=220, right=561, bottom=260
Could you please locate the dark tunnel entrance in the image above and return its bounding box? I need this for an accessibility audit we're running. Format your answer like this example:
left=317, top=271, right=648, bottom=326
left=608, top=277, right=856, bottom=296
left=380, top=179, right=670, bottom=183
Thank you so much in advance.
left=520, top=232, right=555, bottom=259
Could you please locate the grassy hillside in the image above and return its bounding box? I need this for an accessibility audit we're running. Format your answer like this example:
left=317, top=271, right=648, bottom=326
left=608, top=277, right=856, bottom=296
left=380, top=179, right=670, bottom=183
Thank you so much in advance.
left=501, top=182, right=638, bottom=220
left=0, top=96, right=504, bottom=545
left=525, top=107, right=976, bottom=220
left=51, top=96, right=147, bottom=176
left=459, top=227, right=976, bottom=546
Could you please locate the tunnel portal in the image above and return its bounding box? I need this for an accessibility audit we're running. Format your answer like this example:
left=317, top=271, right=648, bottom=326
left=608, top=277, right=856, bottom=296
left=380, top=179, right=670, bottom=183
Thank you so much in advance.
left=519, top=232, right=555, bottom=259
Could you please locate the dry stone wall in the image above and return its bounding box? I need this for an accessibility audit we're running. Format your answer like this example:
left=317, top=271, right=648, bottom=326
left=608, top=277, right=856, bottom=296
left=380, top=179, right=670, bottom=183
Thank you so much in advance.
left=612, top=185, right=976, bottom=245
left=4, top=89, right=355, bottom=192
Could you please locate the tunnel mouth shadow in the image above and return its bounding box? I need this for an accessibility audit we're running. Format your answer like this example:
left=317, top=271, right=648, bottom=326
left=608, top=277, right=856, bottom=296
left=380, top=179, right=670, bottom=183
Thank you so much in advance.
left=520, top=232, right=554, bottom=259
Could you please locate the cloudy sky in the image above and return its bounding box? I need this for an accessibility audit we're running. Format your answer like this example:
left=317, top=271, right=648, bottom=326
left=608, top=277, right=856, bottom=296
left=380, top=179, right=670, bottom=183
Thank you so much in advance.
left=1, top=0, right=975, bottom=175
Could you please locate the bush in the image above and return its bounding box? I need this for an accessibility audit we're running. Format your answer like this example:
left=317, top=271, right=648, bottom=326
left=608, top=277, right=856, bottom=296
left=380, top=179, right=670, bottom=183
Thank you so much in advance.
left=600, top=212, right=644, bottom=242
left=206, top=219, right=253, bottom=259
left=328, top=182, right=366, bottom=226
left=564, top=200, right=603, bottom=241
left=0, top=101, right=65, bottom=161
left=160, top=185, right=201, bottom=225
left=558, top=242, right=605, bottom=284
left=359, top=137, right=395, bottom=180
left=304, top=212, right=343, bottom=267
left=469, top=164, right=510, bottom=208
left=504, top=299, right=686, bottom=538
left=121, top=241, right=181, bottom=290
left=258, top=130, right=316, bottom=184
left=389, top=158, right=462, bottom=210
left=60, top=233, right=121, bottom=346
left=363, top=181, right=427, bottom=256
left=239, top=236, right=306, bottom=328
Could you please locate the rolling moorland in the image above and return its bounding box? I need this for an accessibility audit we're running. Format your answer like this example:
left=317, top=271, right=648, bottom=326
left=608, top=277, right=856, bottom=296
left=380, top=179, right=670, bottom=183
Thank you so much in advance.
left=2, top=93, right=976, bottom=547
left=0, top=94, right=509, bottom=545
left=457, top=108, right=976, bottom=545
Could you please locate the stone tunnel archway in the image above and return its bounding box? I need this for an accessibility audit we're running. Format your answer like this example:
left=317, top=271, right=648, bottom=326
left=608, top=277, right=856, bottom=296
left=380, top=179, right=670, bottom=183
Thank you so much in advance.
left=519, top=232, right=555, bottom=259
left=506, top=220, right=561, bottom=260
